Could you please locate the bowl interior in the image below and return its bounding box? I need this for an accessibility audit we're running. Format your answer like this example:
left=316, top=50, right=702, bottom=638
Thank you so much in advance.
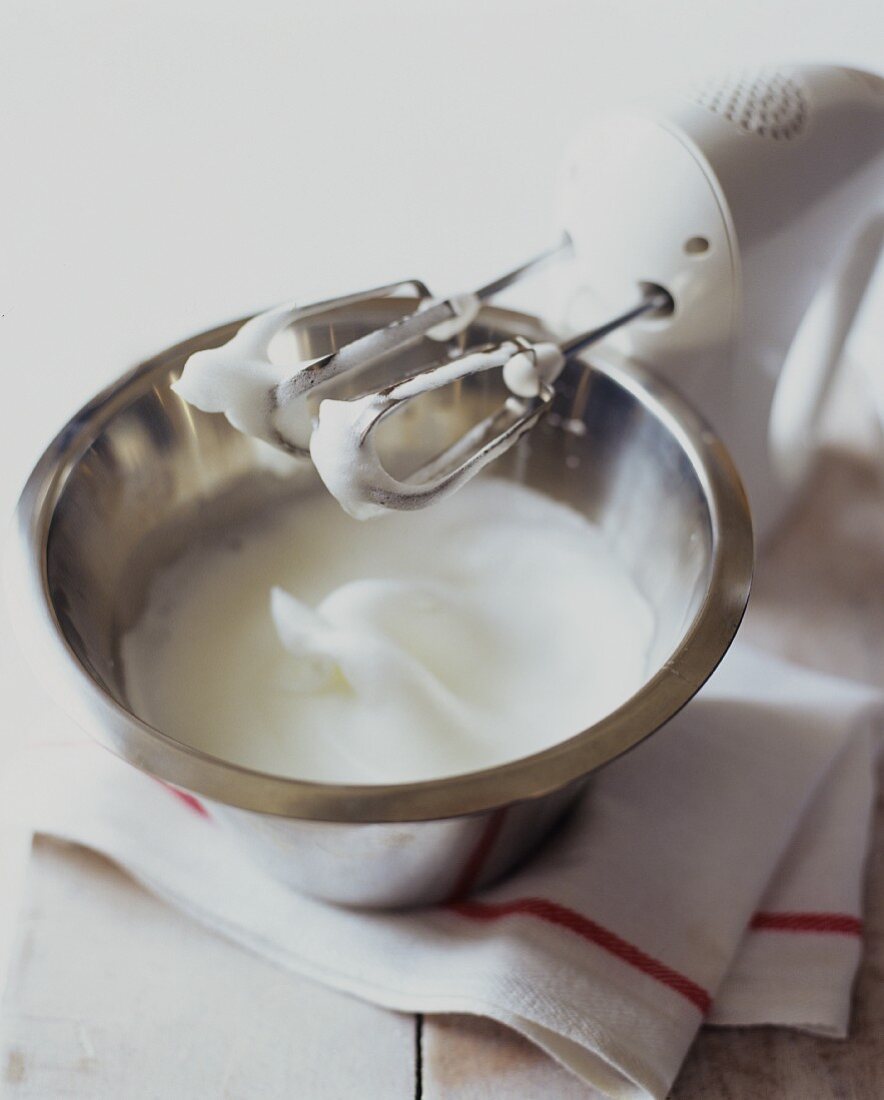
left=33, top=298, right=749, bottom=817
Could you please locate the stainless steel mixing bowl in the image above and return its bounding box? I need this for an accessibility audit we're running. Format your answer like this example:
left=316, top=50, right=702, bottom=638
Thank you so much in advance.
left=10, top=299, right=753, bottom=907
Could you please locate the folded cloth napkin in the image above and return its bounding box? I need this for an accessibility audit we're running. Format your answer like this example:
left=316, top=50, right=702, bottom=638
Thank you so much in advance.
left=4, top=643, right=881, bottom=1100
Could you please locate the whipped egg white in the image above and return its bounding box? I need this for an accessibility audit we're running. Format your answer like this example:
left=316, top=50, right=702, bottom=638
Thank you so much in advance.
left=122, top=478, right=654, bottom=784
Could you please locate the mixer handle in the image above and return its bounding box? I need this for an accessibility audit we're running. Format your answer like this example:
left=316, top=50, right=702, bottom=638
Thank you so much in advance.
left=769, top=213, right=884, bottom=491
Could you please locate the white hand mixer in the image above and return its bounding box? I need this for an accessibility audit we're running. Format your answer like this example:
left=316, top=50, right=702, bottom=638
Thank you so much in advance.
left=176, top=64, right=884, bottom=535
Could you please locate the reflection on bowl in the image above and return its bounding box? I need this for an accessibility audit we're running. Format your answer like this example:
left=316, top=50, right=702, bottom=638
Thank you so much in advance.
left=10, top=300, right=752, bottom=906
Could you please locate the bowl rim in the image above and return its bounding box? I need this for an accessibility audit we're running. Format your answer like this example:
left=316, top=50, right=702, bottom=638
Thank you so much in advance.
left=9, top=304, right=754, bottom=823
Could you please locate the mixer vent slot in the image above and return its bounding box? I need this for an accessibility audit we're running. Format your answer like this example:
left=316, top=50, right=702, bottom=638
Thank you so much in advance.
left=689, top=70, right=809, bottom=140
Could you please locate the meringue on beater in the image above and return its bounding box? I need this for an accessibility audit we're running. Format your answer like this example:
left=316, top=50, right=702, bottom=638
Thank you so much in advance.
left=171, top=293, right=482, bottom=458
left=309, top=340, right=565, bottom=520
left=169, top=236, right=670, bottom=520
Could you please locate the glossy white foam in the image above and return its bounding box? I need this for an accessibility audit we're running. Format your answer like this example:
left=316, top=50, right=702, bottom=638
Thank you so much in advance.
left=122, top=478, right=655, bottom=784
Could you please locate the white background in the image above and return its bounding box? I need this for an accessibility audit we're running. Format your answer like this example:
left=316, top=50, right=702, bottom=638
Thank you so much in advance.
left=2, top=0, right=883, bottom=519
left=0, top=0, right=882, bottom=964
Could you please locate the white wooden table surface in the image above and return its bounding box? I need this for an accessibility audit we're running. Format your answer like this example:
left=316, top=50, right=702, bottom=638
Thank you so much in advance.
left=1, top=446, right=882, bottom=1098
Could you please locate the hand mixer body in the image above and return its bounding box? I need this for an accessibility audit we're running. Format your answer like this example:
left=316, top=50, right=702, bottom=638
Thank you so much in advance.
left=561, top=65, right=884, bottom=537
left=174, top=65, right=882, bottom=531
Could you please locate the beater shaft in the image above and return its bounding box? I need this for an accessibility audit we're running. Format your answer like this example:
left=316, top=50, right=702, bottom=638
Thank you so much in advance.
left=273, top=236, right=572, bottom=413
left=561, top=288, right=672, bottom=356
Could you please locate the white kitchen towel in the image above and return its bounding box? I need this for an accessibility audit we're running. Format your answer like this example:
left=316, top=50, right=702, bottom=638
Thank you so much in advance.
left=3, top=643, right=881, bottom=1100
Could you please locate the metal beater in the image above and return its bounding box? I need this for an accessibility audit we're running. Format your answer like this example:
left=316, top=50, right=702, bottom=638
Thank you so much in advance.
left=175, top=240, right=671, bottom=517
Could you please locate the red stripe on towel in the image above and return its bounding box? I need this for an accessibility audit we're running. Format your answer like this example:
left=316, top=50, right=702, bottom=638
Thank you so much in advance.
left=750, top=911, right=862, bottom=936
left=154, top=778, right=210, bottom=819
left=448, top=809, right=508, bottom=901
left=449, top=897, right=711, bottom=1014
